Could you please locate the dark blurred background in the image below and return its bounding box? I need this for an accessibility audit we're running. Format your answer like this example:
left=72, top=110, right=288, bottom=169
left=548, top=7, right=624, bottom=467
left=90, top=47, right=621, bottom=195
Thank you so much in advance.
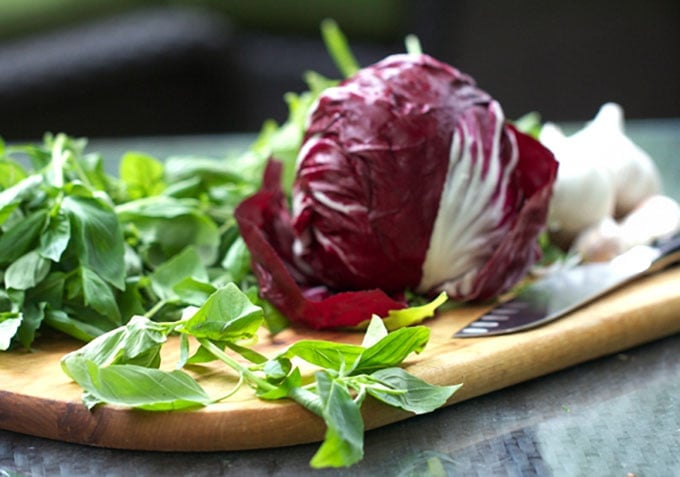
left=1, top=0, right=678, bottom=141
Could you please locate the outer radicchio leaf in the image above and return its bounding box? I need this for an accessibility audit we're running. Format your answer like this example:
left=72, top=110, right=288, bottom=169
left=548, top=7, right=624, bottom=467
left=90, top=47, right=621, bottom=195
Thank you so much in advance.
left=236, top=53, right=557, bottom=329
left=234, top=161, right=407, bottom=330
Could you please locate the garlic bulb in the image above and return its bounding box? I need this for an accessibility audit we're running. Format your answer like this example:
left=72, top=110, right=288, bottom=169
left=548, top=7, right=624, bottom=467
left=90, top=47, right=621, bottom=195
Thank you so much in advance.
left=540, top=102, right=662, bottom=247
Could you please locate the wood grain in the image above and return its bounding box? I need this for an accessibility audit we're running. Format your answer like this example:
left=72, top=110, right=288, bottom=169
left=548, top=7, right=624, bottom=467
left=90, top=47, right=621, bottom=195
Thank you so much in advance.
left=1, top=268, right=679, bottom=451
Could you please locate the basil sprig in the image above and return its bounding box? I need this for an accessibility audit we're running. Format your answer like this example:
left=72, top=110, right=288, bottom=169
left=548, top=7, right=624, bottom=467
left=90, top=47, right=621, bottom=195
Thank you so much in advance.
left=61, top=287, right=460, bottom=468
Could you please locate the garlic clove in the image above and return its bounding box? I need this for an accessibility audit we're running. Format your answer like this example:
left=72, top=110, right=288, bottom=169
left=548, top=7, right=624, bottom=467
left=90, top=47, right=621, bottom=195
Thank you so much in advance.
left=619, top=194, right=680, bottom=248
left=571, top=216, right=626, bottom=262
left=540, top=122, right=616, bottom=247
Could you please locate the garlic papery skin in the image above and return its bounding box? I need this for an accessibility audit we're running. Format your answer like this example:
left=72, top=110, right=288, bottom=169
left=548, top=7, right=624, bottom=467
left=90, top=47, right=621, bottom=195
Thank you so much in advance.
left=564, top=102, right=662, bottom=217
left=540, top=122, right=616, bottom=247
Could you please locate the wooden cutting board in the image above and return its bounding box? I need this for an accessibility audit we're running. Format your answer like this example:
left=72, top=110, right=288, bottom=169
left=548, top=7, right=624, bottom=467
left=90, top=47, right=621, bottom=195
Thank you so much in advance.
left=1, top=268, right=679, bottom=452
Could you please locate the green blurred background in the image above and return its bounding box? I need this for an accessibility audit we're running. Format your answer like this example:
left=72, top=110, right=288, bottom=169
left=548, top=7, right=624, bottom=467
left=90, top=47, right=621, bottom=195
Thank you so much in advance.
left=1, top=0, right=678, bottom=140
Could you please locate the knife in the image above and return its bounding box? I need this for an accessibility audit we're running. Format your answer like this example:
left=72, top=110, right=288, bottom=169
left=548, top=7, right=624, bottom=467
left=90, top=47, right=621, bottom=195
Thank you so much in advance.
left=453, top=233, right=680, bottom=338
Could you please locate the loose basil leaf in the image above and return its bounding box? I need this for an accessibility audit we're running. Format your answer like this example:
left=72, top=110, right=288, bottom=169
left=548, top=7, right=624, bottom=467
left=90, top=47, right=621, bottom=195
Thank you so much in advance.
left=283, top=340, right=364, bottom=372
left=61, top=315, right=168, bottom=374
left=257, top=367, right=303, bottom=400
left=367, top=368, right=461, bottom=414
left=0, top=313, right=22, bottom=350
left=352, top=326, right=430, bottom=375
left=65, top=357, right=211, bottom=411
left=179, top=283, right=263, bottom=342
left=309, top=370, right=364, bottom=468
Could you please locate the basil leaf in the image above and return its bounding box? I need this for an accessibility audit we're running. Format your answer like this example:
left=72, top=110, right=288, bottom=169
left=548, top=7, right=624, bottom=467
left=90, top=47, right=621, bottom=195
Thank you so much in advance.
left=149, top=246, right=209, bottom=301
left=39, top=210, right=71, bottom=262
left=81, top=267, right=122, bottom=325
left=172, top=277, right=216, bottom=307
left=65, top=357, right=211, bottom=411
left=0, top=160, right=28, bottom=189
left=0, top=174, right=43, bottom=210
left=0, top=209, right=47, bottom=265
left=309, top=370, right=364, bottom=468
left=120, top=152, right=165, bottom=199
left=15, top=301, right=45, bottom=349
left=283, top=340, right=363, bottom=372
left=43, top=309, right=106, bottom=342
left=179, top=283, right=263, bottom=341
left=0, top=202, right=19, bottom=228
left=221, top=236, right=251, bottom=283
left=353, top=326, right=430, bottom=375
left=4, top=250, right=50, bottom=290
left=62, top=195, right=125, bottom=290
left=367, top=368, right=461, bottom=414
left=61, top=315, right=168, bottom=373
left=0, top=313, right=22, bottom=350
left=257, top=367, right=303, bottom=400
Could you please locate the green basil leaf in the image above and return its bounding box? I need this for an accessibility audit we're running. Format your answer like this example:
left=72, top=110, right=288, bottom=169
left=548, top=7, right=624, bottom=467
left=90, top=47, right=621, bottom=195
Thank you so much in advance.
left=4, top=250, right=50, bottom=290
left=225, top=340, right=268, bottom=365
left=118, top=198, right=220, bottom=266
left=283, top=340, right=364, bottom=373
left=310, top=370, right=364, bottom=468
left=39, top=210, right=71, bottom=262
left=0, top=209, right=47, bottom=265
left=149, top=246, right=209, bottom=301
left=26, top=272, right=65, bottom=309
left=64, top=357, right=211, bottom=411
left=15, top=301, right=45, bottom=349
left=81, top=267, right=122, bottom=325
left=0, top=312, right=22, bottom=350
left=0, top=202, right=19, bottom=228
left=43, top=308, right=106, bottom=342
left=61, top=315, right=168, bottom=374
left=0, top=174, right=43, bottom=210
left=257, top=367, right=303, bottom=400
left=62, top=195, right=125, bottom=290
left=220, top=236, right=251, bottom=283
left=179, top=283, right=263, bottom=341
left=367, top=368, right=462, bottom=414
left=120, top=152, right=165, bottom=199
left=0, top=160, right=28, bottom=189
left=172, top=277, right=216, bottom=307
left=353, top=326, right=430, bottom=375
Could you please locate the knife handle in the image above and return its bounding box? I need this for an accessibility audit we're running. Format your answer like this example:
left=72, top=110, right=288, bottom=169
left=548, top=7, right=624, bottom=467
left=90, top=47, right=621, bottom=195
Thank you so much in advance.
left=650, top=232, right=680, bottom=272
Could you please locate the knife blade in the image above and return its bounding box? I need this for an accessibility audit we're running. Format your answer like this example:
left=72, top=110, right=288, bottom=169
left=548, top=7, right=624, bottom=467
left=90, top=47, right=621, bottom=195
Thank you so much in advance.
left=453, top=233, right=680, bottom=338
